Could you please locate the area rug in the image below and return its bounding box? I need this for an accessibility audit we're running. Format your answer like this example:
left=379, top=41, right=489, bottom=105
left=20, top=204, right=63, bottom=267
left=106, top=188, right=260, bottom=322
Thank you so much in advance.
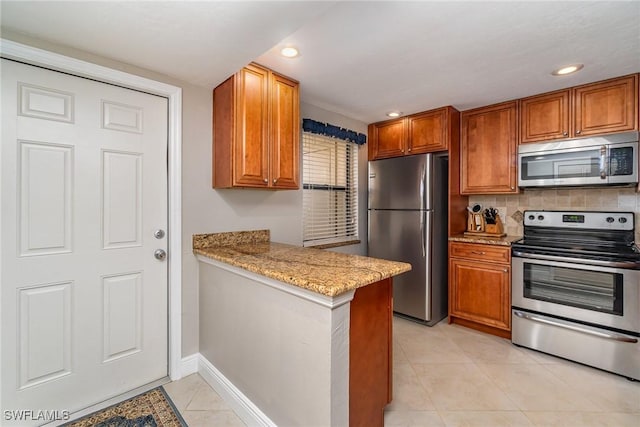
left=60, top=387, right=187, bottom=427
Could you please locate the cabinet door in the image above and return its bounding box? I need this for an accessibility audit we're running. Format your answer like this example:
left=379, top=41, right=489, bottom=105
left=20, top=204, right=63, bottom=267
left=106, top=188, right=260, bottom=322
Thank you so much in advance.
left=574, top=74, right=638, bottom=137
left=270, top=72, right=300, bottom=189
left=449, top=258, right=511, bottom=331
left=368, top=119, right=406, bottom=160
left=520, top=90, right=570, bottom=143
left=234, top=64, right=269, bottom=187
left=461, top=101, right=518, bottom=194
left=408, top=108, right=448, bottom=153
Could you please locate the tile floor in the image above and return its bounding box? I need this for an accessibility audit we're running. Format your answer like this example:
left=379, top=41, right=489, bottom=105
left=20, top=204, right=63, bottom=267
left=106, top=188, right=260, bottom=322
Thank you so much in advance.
left=164, top=316, right=640, bottom=426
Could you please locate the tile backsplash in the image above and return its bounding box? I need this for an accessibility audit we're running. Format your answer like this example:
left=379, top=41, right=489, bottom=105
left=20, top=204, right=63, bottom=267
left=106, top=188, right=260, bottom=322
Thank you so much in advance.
left=469, top=187, right=640, bottom=242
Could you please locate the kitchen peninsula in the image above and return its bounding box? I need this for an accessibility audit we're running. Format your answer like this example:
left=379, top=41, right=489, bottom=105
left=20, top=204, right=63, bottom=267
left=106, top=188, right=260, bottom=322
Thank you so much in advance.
left=193, top=230, right=411, bottom=427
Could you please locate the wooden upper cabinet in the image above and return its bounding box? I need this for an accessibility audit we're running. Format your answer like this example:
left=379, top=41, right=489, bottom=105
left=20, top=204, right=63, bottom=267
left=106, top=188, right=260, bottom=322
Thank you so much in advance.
left=270, top=72, right=300, bottom=189
left=408, top=107, right=450, bottom=154
left=519, top=74, right=639, bottom=144
left=520, top=90, right=570, bottom=143
left=213, top=63, right=300, bottom=189
left=368, top=119, right=406, bottom=160
left=461, top=101, right=518, bottom=194
left=574, top=74, right=638, bottom=137
left=368, top=106, right=459, bottom=160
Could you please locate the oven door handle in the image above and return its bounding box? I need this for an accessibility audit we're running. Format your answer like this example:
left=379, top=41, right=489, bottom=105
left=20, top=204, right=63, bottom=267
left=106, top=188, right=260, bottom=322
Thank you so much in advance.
left=513, top=310, right=638, bottom=343
left=512, top=250, right=640, bottom=269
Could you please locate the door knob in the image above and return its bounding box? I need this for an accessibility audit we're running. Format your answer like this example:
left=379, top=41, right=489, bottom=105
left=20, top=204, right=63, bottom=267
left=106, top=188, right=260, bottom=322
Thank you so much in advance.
left=154, top=249, right=167, bottom=261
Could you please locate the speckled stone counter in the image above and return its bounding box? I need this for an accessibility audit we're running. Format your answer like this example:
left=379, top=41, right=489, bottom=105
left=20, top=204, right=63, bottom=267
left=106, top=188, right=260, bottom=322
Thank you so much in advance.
left=449, top=234, right=522, bottom=246
left=193, top=230, right=411, bottom=297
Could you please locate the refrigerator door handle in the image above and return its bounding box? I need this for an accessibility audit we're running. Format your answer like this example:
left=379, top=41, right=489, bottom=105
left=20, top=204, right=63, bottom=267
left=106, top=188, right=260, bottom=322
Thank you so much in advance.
left=420, top=211, right=426, bottom=257
left=420, top=165, right=426, bottom=211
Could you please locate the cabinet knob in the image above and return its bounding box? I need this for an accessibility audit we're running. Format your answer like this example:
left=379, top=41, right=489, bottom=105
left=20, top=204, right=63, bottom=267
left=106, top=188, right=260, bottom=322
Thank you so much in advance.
left=263, top=178, right=268, bottom=183
left=273, top=179, right=277, bottom=184
left=503, top=269, right=508, bottom=273
left=563, top=131, right=568, bottom=136
left=511, top=186, right=515, bottom=190
left=576, top=130, right=581, bottom=135
left=407, top=148, right=412, bottom=152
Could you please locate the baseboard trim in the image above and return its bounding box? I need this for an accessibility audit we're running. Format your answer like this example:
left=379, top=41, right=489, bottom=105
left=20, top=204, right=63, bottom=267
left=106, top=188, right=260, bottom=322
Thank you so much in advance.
left=197, top=353, right=276, bottom=427
left=179, top=353, right=199, bottom=378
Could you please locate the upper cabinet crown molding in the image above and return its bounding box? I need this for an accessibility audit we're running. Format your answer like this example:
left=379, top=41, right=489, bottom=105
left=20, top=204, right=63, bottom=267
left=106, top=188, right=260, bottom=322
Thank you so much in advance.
left=368, top=106, right=459, bottom=161
left=520, top=74, right=638, bottom=144
left=213, top=62, right=300, bottom=189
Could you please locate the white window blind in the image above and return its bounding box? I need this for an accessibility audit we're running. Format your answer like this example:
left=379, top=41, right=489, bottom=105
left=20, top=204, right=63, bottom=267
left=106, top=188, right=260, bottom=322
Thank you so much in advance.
left=303, top=132, right=358, bottom=246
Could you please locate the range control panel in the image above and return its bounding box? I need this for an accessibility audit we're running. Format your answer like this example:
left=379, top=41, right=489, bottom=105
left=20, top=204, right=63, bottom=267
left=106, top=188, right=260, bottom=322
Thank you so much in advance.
left=523, top=211, right=635, bottom=231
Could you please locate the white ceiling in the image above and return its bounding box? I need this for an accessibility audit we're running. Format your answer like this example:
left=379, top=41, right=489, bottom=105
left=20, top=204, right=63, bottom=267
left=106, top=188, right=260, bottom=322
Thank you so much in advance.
left=2, top=1, right=639, bottom=124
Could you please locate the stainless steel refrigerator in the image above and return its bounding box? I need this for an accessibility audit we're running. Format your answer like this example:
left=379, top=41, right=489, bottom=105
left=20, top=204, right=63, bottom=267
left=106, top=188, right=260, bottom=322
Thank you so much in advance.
left=368, top=153, right=448, bottom=325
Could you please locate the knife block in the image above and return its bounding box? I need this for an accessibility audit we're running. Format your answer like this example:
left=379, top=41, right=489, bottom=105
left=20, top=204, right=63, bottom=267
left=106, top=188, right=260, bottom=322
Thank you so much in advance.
left=485, top=215, right=504, bottom=235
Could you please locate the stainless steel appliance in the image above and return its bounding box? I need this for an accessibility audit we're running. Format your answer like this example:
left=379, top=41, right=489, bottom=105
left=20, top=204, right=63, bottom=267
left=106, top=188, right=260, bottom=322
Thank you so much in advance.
left=518, top=131, right=638, bottom=188
left=511, top=210, right=640, bottom=380
left=368, top=154, right=448, bottom=325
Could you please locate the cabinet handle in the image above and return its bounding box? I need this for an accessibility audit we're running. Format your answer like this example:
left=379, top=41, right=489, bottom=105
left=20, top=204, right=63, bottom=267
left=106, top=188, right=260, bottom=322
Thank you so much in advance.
left=471, top=251, right=485, bottom=255
left=563, top=131, right=568, bottom=137
left=576, top=130, right=581, bottom=135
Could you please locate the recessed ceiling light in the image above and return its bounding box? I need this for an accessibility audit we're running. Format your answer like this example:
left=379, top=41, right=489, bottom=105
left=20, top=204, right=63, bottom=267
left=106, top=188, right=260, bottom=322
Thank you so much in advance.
left=387, top=111, right=402, bottom=118
left=552, top=64, right=584, bottom=76
left=280, top=46, right=300, bottom=58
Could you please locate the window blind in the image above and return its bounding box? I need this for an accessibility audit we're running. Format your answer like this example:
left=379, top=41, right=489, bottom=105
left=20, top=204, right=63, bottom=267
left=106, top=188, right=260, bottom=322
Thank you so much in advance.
left=303, top=132, right=358, bottom=246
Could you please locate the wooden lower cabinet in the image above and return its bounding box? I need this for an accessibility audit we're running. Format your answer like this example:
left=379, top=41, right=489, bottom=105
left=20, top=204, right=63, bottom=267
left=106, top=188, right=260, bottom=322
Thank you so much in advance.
left=448, top=242, right=511, bottom=338
left=349, top=278, right=392, bottom=427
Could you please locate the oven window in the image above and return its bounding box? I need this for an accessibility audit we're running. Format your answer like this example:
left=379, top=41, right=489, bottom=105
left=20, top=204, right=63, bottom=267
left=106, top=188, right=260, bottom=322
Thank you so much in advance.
left=523, top=264, right=623, bottom=315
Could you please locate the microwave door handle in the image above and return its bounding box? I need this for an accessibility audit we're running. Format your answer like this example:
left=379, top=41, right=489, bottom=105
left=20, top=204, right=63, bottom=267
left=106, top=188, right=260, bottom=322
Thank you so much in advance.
left=599, top=145, right=607, bottom=179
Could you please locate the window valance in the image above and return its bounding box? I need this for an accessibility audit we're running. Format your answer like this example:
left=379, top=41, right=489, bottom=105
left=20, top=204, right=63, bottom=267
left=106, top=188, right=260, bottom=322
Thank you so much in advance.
left=302, top=118, right=366, bottom=145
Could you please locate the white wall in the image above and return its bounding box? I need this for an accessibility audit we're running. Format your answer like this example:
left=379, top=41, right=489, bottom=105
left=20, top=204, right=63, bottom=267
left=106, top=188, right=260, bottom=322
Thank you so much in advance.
left=1, top=31, right=371, bottom=357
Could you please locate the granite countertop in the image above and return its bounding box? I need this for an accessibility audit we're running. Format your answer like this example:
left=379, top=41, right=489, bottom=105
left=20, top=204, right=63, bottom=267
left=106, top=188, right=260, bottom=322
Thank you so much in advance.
left=193, top=230, right=412, bottom=297
left=449, top=234, right=522, bottom=246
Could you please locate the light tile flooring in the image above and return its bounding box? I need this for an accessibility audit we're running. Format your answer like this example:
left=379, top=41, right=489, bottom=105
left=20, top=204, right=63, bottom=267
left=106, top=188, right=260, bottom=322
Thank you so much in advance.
left=164, top=316, right=640, bottom=426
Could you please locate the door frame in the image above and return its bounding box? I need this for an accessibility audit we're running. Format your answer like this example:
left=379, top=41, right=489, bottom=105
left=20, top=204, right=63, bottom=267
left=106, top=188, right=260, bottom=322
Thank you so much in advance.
left=0, top=39, right=183, bottom=384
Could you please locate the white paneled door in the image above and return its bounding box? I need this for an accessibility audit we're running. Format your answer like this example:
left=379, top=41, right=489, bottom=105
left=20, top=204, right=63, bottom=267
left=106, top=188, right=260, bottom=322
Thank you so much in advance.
left=1, top=59, right=168, bottom=425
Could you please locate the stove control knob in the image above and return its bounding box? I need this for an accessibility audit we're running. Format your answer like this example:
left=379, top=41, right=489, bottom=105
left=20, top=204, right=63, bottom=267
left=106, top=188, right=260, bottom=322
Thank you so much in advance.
left=537, top=215, right=545, bottom=221
left=528, top=215, right=535, bottom=221
left=606, top=217, right=615, bottom=223
left=619, top=217, right=628, bottom=223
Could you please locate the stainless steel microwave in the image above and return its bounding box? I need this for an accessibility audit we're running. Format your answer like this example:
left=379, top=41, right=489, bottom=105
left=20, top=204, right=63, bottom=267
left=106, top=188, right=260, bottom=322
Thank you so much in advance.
left=518, top=131, right=638, bottom=188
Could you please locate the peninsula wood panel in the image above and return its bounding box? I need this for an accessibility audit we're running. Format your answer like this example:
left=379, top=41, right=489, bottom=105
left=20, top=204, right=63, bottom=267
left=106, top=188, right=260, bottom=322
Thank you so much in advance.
left=350, top=277, right=392, bottom=427
left=461, top=101, right=518, bottom=194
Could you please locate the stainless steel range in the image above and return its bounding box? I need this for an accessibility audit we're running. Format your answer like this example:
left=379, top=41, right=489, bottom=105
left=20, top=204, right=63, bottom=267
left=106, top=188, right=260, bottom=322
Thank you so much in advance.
left=511, top=210, right=640, bottom=380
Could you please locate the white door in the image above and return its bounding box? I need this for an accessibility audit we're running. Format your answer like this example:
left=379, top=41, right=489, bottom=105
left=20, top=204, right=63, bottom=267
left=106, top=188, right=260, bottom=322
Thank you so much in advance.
left=1, top=59, right=168, bottom=425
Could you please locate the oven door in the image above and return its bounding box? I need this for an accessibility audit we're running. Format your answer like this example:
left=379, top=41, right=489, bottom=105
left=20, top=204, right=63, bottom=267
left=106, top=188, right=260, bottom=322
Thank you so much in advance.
left=512, top=256, right=640, bottom=333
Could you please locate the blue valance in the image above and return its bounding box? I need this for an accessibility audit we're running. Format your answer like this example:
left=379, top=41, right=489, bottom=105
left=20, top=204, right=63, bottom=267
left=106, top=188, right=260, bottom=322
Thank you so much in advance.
left=302, top=118, right=367, bottom=145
